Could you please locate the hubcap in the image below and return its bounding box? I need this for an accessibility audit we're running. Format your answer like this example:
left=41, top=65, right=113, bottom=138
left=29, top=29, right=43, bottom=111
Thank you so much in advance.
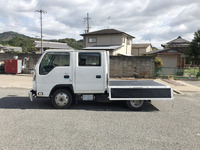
left=55, top=92, right=69, bottom=106
left=130, top=100, right=144, bottom=108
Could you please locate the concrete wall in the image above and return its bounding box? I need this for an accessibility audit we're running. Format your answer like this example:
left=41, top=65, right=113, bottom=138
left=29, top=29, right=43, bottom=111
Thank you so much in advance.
left=0, top=53, right=41, bottom=73
left=110, top=56, right=155, bottom=78
left=0, top=53, right=155, bottom=78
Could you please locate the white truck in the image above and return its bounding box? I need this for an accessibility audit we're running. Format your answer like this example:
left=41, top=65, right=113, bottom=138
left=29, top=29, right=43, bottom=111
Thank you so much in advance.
left=29, top=49, right=173, bottom=110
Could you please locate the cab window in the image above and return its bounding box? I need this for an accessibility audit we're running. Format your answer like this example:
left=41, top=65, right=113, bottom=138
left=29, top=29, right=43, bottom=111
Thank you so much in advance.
left=78, top=52, right=101, bottom=66
left=39, top=52, right=70, bottom=75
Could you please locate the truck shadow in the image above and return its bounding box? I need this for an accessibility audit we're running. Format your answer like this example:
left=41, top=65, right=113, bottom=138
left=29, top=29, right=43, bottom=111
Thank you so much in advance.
left=0, top=97, right=159, bottom=112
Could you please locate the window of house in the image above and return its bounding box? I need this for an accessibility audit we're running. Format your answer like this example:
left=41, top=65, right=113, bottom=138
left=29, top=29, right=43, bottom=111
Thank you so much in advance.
left=78, top=52, right=101, bottom=66
left=88, top=37, right=97, bottom=43
left=39, top=52, right=70, bottom=75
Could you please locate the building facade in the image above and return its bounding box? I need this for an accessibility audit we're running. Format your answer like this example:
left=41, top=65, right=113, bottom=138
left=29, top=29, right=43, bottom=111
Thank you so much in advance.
left=132, top=43, right=152, bottom=56
left=81, top=29, right=134, bottom=56
left=147, top=36, right=190, bottom=68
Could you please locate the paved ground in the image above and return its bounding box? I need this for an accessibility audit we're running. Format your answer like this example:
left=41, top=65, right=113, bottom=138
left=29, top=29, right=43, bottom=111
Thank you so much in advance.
left=0, top=74, right=200, bottom=149
left=0, top=74, right=32, bottom=89
left=182, top=80, right=200, bottom=87
left=0, top=88, right=200, bottom=150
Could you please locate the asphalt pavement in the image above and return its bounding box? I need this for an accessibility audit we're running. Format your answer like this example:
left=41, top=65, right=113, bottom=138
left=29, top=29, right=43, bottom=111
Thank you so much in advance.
left=0, top=74, right=200, bottom=149
left=0, top=87, right=200, bottom=150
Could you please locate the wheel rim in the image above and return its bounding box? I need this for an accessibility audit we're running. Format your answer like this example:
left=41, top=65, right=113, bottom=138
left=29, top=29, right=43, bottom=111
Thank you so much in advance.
left=55, top=92, right=69, bottom=107
left=130, top=100, right=144, bottom=108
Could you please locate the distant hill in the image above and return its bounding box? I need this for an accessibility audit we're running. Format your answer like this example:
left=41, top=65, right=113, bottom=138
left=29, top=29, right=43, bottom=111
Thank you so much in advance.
left=0, top=31, right=83, bottom=52
left=0, top=31, right=31, bottom=41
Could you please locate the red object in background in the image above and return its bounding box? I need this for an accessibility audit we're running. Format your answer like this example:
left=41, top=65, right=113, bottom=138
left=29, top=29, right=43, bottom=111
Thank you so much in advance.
left=4, top=59, right=22, bottom=74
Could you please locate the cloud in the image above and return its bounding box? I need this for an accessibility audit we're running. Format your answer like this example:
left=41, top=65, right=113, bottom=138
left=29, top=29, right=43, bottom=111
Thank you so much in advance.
left=0, top=0, right=200, bottom=48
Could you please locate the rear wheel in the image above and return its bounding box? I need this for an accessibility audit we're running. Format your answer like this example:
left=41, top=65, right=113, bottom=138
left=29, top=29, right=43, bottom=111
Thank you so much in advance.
left=51, top=89, right=72, bottom=109
left=126, top=100, right=146, bottom=111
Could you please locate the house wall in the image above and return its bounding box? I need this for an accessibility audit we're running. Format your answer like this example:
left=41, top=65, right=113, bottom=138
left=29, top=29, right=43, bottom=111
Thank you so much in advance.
left=0, top=53, right=155, bottom=78
left=157, top=54, right=178, bottom=67
left=113, top=35, right=132, bottom=55
left=146, top=45, right=152, bottom=53
left=132, top=48, right=145, bottom=56
left=84, top=34, right=132, bottom=55
left=132, top=45, right=152, bottom=56
left=84, top=35, right=123, bottom=47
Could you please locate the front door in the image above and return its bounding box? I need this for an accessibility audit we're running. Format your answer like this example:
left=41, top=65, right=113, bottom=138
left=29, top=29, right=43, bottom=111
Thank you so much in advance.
left=36, top=52, right=72, bottom=97
left=75, top=52, right=105, bottom=93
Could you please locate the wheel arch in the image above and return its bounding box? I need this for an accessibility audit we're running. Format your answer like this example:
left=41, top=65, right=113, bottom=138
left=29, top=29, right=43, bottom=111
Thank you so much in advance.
left=49, top=84, right=74, bottom=97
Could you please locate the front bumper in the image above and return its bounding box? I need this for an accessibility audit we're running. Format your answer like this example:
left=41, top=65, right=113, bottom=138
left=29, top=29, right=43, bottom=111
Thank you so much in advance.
left=28, top=90, right=36, bottom=101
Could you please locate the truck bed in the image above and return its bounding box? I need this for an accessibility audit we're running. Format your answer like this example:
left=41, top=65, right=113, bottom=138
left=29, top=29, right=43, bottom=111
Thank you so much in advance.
left=108, top=80, right=173, bottom=100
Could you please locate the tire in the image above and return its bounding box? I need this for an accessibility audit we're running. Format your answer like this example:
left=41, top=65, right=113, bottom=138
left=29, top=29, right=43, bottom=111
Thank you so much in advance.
left=51, top=89, right=73, bottom=109
left=126, top=100, right=146, bottom=111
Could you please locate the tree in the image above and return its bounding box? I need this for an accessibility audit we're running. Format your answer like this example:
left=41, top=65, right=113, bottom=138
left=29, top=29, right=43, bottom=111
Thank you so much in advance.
left=152, top=47, right=158, bottom=51
left=186, top=29, right=200, bottom=77
left=186, top=29, right=200, bottom=66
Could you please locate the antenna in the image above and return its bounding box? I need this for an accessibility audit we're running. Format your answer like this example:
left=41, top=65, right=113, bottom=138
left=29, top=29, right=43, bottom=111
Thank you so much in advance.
left=84, top=13, right=91, bottom=33
left=107, top=16, right=111, bottom=29
left=35, top=9, right=47, bottom=53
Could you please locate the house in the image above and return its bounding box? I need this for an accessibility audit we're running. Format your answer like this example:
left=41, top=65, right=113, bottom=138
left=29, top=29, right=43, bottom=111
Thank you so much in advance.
left=34, top=41, right=74, bottom=53
left=80, top=29, right=135, bottom=56
left=2, top=46, right=22, bottom=53
left=132, top=43, right=152, bottom=56
left=147, top=36, right=190, bottom=68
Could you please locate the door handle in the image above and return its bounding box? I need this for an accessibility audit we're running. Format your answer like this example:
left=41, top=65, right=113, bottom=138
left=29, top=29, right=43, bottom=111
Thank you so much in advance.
left=64, top=75, right=70, bottom=79
left=96, top=75, right=101, bottom=79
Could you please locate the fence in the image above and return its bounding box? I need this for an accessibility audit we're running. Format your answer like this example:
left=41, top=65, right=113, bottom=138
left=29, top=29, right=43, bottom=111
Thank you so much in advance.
left=155, top=67, right=200, bottom=79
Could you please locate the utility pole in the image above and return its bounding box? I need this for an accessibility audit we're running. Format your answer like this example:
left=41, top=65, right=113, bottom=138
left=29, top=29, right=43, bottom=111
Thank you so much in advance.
left=84, top=13, right=91, bottom=33
left=35, top=9, right=47, bottom=53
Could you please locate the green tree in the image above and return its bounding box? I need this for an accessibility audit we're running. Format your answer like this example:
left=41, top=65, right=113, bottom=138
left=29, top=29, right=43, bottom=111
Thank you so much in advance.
left=152, top=47, right=158, bottom=51
left=186, top=29, right=200, bottom=66
left=186, top=29, right=200, bottom=77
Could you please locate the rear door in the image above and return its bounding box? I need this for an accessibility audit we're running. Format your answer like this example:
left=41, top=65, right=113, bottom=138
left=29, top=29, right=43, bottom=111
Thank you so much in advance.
left=75, top=52, right=105, bottom=93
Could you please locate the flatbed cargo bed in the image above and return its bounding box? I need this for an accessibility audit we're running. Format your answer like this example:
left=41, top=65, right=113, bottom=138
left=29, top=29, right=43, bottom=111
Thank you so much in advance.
left=108, top=80, right=173, bottom=100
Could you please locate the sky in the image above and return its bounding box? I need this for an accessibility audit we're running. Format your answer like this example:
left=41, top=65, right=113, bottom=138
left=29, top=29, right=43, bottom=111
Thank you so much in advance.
left=0, top=0, right=200, bottom=48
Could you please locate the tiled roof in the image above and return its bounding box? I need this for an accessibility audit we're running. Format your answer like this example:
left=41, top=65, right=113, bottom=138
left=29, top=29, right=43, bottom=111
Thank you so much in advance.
left=81, top=29, right=135, bottom=38
left=35, top=41, right=74, bottom=49
left=146, top=48, right=182, bottom=54
left=3, top=46, right=22, bottom=52
left=162, top=36, right=190, bottom=47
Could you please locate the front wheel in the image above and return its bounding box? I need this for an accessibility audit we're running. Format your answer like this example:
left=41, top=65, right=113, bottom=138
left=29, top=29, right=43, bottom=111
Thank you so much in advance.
left=51, top=89, right=72, bottom=109
left=126, top=100, right=146, bottom=111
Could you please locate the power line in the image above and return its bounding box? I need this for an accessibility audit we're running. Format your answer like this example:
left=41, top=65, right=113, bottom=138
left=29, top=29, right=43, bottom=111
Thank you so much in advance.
left=35, top=9, right=47, bottom=53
